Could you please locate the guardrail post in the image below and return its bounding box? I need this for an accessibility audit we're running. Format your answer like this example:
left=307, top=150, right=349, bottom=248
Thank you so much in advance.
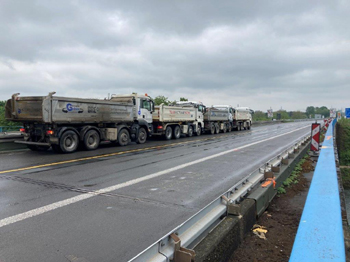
left=170, top=233, right=195, bottom=262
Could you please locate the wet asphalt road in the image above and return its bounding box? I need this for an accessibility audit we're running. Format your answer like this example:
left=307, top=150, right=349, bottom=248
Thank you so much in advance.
left=0, top=122, right=312, bottom=262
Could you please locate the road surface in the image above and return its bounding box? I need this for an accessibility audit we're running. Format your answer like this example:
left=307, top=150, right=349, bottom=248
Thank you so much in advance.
left=0, top=121, right=312, bottom=262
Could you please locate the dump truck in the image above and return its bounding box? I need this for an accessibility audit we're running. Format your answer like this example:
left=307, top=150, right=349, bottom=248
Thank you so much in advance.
left=210, top=105, right=252, bottom=131
left=204, top=106, right=233, bottom=134
left=5, top=92, right=154, bottom=153
left=232, top=107, right=252, bottom=130
left=152, top=101, right=205, bottom=139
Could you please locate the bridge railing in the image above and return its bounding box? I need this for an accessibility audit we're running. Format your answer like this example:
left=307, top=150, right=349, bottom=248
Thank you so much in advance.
left=0, top=126, right=22, bottom=133
left=290, top=119, right=346, bottom=261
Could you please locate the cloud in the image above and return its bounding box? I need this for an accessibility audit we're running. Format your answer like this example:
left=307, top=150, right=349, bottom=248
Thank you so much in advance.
left=0, top=0, right=349, bottom=111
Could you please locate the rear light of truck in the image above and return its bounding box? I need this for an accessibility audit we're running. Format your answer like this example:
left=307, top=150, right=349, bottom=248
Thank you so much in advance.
left=157, top=126, right=163, bottom=130
left=46, top=130, right=54, bottom=135
left=19, top=128, right=25, bottom=133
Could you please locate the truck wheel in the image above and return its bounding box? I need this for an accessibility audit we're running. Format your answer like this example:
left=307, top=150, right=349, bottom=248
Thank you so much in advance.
left=60, top=130, right=79, bottom=153
left=215, top=123, right=220, bottom=134
left=136, top=127, right=147, bottom=144
left=173, top=126, right=181, bottom=139
left=210, top=123, right=215, bottom=135
left=228, top=124, right=232, bottom=132
left=247, top=123, right=251, bottom=130
left=118, top=129, right=130, bottom=146
left=195, top=126, right=202, bottom=136
left=165, top=126, right=172, bottom=140
left=84, top=130, right=100, bottom=150
left=222, top=124, right=227, bottom=133
left=187, top=126, right=193, bottom=137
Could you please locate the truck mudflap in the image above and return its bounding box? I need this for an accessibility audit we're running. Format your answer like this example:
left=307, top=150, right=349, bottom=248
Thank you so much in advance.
left=15, top=141, right=50, bottom=147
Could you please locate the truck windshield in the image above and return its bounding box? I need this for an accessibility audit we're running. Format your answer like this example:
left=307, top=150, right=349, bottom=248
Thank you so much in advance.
left=141, top=100, right=151, bottom=111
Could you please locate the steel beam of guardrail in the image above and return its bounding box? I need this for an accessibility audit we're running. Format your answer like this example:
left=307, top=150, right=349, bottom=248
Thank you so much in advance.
left=290, top=119, right=345, bottom=262
left=129, top=134, right=311, bottom=262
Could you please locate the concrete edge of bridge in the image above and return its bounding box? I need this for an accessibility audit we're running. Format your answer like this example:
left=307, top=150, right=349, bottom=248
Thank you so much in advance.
left=290, top=119, right=346, bottom=261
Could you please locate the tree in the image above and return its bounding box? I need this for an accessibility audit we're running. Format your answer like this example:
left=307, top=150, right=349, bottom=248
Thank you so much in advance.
left=291, top=111, right=307, bottom=119
left=306, top=106, right=315, bottom=118
left=180, top=97, right=188, bottom=101
left=316, top=106, right=330, bottom=117
left=0, top=100, right=17, bottom=127
left=274, top=110, right=290, bottom=120
left=154, top=95, right=170, bottom=106
left=252, top=110, right=268, bottom=121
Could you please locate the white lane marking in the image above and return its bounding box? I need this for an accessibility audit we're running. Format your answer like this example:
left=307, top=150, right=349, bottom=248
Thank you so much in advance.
left=0, top=125, right=309, bottom=228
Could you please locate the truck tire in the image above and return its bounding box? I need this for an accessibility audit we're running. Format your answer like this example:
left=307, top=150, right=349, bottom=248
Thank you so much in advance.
left=228, top=123, right=232, bottom=132
left=247, top=123, right=251, bottom=130
left=195, top=125, right=202, bottom=136
left=165, top=126, right=172, bottom=140
left=173, top=126, right=181, bottom=139
left=222, top=124, right=227, bottom=133
left=210, top=123, right=215, bottom=135
left=136, top=127, right=147, bottom=144
left=215, top=123, right=220, bottom=134
left=187, top=126, right=193, bottom=137
left=83, top=129, right=100, bottom=150
left=118, top=129, right=130, bottom=146
left=60, top=130, right=79, bottom=153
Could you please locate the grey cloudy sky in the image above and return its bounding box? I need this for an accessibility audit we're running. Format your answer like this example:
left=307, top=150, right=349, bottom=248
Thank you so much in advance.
left=1, top=0, right=349, bottom=111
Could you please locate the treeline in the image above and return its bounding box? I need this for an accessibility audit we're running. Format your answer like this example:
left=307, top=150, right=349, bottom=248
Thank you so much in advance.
left=0, top=101, right=14, bottom=126
left=253, top=110, right=309, bottom=121
left=253, top=106, right=331, bottom=121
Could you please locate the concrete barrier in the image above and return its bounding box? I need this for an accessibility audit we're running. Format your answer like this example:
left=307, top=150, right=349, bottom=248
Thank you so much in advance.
left=290, top=119, right=346, bottom=261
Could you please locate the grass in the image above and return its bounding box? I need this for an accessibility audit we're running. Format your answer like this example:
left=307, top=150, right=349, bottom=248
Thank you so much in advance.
left=337, top=118, right=350, bottom=166
left=341, top=168, right=350, bottom=189
left=277, top=155, right=309, bottom=195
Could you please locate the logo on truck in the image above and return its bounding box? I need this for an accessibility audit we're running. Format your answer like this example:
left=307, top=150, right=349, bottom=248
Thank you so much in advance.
left=62, top=103, right=84, bottom=113
left=169, top=110, right=191, bottom=115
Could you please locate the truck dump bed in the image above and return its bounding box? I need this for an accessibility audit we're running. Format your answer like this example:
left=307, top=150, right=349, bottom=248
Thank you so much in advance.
left=6, top=93, right=137, bottom=124
left=204, top=107, right=231, bottom=122
left=234, top=107, right=252, bottom=121
left=153, top=104, right=196, bottom=122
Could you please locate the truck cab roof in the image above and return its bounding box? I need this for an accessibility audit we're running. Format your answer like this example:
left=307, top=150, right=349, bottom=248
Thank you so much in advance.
left=175, top=101, right=205, bottom=108
left=110, top=94, right=151, bottom=102
left=212, top=105, right=233, bottom=109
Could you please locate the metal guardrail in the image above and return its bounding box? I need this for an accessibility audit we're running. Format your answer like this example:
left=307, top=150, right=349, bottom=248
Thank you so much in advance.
left=290, top=119, right=345, bottom=262
left=129, top=134, right=311, bottom=262
left=0, top=126, right=22, bottom=132
left=0, top=131, right=25, bottom=152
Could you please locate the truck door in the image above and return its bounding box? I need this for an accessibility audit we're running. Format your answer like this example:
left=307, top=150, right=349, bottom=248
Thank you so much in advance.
left=197, top=105, right=204, bottom=124
left=139, top=99, right=153, bottom=124
left=229, top=108, right=233, bottom=122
